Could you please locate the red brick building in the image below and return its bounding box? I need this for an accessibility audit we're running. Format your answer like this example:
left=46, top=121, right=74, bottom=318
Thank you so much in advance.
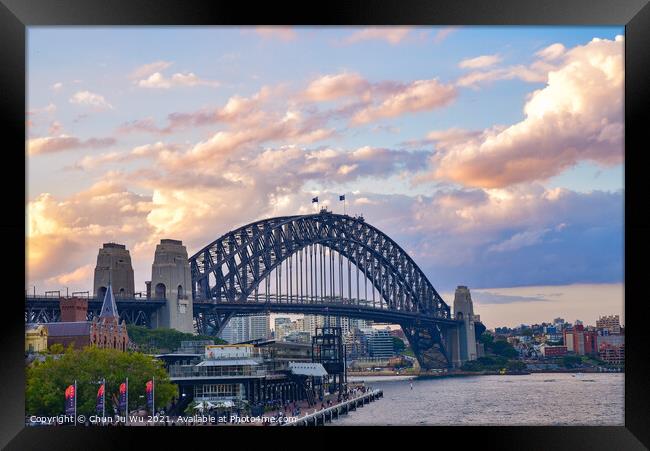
left=541, top=345, right=568, bottom=358
left=46, top=284, right=129, bottom=351
left=563, top=324, right=598, bottom=355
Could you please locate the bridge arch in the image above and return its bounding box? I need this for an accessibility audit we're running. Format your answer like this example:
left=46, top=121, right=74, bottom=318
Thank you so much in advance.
left=190, top=212, right=450, bottom=320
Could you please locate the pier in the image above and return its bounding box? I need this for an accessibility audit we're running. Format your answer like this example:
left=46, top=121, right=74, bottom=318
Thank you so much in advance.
left=282, top=389, right=383, bottom=426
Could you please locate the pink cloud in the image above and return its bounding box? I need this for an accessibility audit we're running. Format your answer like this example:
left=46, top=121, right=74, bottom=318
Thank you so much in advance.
left=28, top=135, right=117, bottom=155
left=425, top=35, right=624, bottom=188
left=351, top=78, right=456, bottom=124
left=253, top=27, right=297, bottom=41
left=302, top=72, right=370, bottom=102
left=345, top=27, right=412, bottom=45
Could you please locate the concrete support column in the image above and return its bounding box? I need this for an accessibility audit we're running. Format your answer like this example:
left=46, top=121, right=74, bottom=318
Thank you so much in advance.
left=446, top=326, right=462, bottom=368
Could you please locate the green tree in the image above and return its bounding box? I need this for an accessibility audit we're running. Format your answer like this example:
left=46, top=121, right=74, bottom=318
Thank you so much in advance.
left=479, top=332, right=494, bottom=345
left=26, top=346, right=178, bottom=417
left=392, top=337, right=406, bottom=353
left=491, top=340, right=519, bottom=359
left=562, top=355, right=582, bottom=368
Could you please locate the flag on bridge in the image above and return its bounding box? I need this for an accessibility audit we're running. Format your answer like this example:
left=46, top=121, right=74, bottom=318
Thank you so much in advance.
left=339, top=195, right=345, bottom=201
left=312, top=196, right=319, bottom=203
left=64, top=383, right=76, bottom=416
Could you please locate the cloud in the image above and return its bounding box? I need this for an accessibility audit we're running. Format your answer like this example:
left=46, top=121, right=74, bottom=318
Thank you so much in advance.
left=46, top=264, right=95, bottom=285
left=27, top=182, right=154, bottom=287
left=345, top=27, right=412, bottom=45
left=471, top=291, right=547, bottom=304
left=459, top=54, right=502, bottom=69
left=51, top=82, right=63, bottom=91
left=28, top=134, right=117, bottom=155
left=302, top=72, right=370, bottom=102
left=427, top=35, right=623, bottom=188
left=536, top=43, right=566, bottom=61
left=136, top=72, right=220, bottom=89
left=487, top=228, right=552, bottom=253
left=69, top=90, right=113, bottom=110
left=119, top=87, right=274, bottom=135
left=456, top=64, right=548, bottom=88
left=130, top=60, right=173, bottom=79
left=254, top=27, right=297, bottom=41
left=70, top=142, right=179, bottom=170
left=28, top=103, right=57, bottom=116
left=48, top=121, right=63, bottom=135
left=432, top=27, right=458, bottom=44
left=336, top=185, right=622, bottom=290
left=351, top=78, right=456, bottom=124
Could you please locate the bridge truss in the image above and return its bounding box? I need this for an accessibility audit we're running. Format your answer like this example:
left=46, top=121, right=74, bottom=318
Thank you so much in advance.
left=190, top=211, right=458, bottom=369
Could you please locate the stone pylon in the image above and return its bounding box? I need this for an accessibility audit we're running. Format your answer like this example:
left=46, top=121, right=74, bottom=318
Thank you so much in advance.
left=453, top=285, right=477, bottom=362
left=93, top=243, right=135, bottom=299
left=151, top=239, right=194, bottom=333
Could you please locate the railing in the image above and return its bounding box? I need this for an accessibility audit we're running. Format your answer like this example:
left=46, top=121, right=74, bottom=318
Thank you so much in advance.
left=168, top=364, right=267, bottom=379
left=282, top=389, right=383, bottom=426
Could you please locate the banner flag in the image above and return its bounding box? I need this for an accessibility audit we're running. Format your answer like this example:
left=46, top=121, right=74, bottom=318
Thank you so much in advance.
left=96, top=383, right=105, bottom=415
left=64, top=384, right=75, bottom=416
left=119, top=382, right=127, bottom=415
left=339, top=195, right=345, bottom=201
left=146, top=380, right=154, bottom=412
left=312, top=196, right=319, bottom=203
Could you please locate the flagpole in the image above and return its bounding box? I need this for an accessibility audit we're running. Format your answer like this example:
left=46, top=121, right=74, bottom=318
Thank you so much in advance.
left=74, top=380, right=77, bottom=427
left=152, top=377, right=155, bottom=417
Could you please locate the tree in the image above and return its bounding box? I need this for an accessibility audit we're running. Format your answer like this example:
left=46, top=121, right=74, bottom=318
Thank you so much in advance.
left=491, top=340, right=518, bottom=359
left=479, top=332, right=494, bottom=345
left=562, top=355, right=582, bottom=368
left=26, top=346, right=178, bottom=417
left=392, top=337, right=406, bottom=353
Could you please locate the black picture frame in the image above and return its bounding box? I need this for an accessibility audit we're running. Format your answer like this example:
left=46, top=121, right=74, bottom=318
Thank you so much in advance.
left=2, top=0, right=648, bottom=448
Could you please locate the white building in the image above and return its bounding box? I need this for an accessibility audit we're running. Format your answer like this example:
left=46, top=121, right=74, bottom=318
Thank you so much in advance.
left=220, top=314, right=270, bottom=343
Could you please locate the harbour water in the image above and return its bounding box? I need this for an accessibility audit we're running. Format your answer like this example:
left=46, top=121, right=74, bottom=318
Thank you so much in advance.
left=337, top=373, right=624, bottom=425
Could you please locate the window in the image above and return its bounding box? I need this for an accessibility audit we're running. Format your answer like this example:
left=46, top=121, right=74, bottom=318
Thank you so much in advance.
left=155, top=283, right=166, bottom=299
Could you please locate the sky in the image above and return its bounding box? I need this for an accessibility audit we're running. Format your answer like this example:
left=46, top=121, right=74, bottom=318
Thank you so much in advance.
left=26, top=26, right=624, bottom=329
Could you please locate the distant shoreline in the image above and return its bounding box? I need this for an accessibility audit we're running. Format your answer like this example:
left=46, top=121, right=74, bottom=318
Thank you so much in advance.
left=347, top=368, right=622, bottom=381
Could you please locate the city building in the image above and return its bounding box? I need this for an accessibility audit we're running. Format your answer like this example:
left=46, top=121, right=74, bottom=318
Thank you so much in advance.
left=25, top=324, right=48, bottom=353
left=220, top=314, right=271, bottom=343
left=44, top=285, right=130, bottom=351
left=284, top=331, right=312, bottom=344
left=274, top=317, right=292, bottom=339
left=93, top=243, right=135, bottom=299
left=345, top=327, right=369, bottom=359
left=159, top=341, right=323, bottom=412
left=596, top=315, right=622, bottom=334
left=599, top=343, right=624, bottom=365
left=540, top=345, right=568, bottom=358
left=563, top=323, right=598, bottom=355
left=365, top=329, right=394, bottom=358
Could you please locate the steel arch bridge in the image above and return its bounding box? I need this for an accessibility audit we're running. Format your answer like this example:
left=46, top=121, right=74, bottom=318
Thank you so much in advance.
left=190, top=210, right=464, bottom=369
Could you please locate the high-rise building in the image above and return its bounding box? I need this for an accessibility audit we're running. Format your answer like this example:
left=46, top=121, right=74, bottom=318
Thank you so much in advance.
left=274, top=317, right=292, bottom=339
left=366, top=329, right=394, bottom=358
left=596, top=315, right=621, bottom=334
left=563, top=323, right=598, bottom=355
left=93, top=243, right=135, bottom=299
left=220, top=314, right=270, bottom=343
